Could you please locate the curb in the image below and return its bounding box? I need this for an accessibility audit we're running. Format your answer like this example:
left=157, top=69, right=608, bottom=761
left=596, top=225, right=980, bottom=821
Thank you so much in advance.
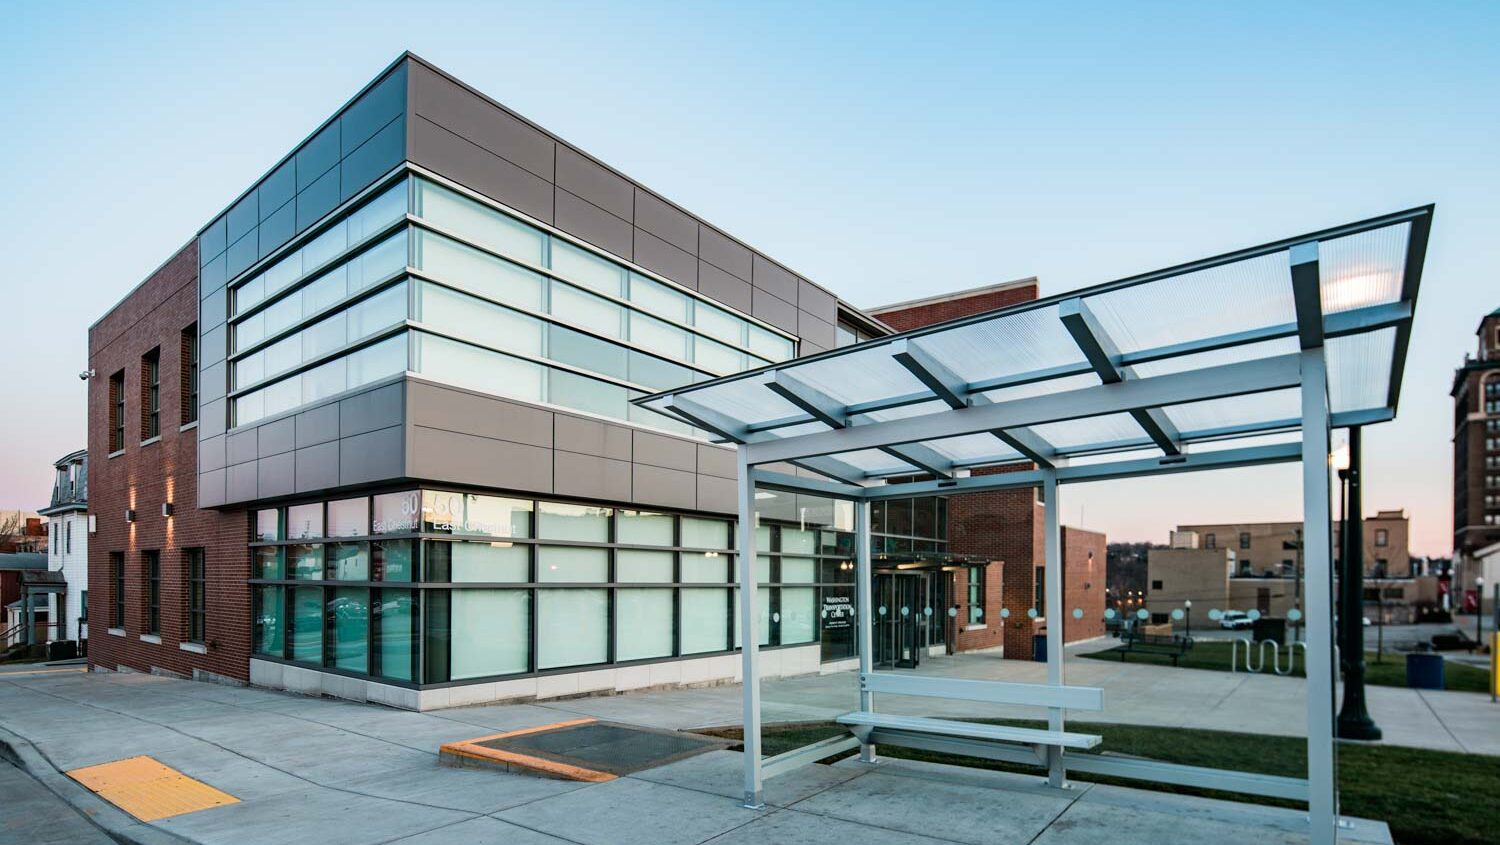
left=0, top=725, right=194, bottom=845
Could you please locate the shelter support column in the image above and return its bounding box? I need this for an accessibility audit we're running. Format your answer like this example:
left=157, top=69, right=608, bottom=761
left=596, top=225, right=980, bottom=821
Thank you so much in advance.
left=1300, top=347, right=1338, bottom=844
left=1042, top=469, right=1066, bottom=788
left=855, top=498, right=877, bottom=763
left=737, top=448, right=763, bottom=809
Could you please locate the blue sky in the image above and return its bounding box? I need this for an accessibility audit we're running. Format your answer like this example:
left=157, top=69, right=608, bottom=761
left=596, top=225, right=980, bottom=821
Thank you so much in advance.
left=4, top=2, right=1497, bottom=554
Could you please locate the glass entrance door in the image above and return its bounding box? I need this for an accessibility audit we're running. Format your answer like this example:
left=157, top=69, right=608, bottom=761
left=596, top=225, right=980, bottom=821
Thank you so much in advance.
left=874, top=572, right=926, bottom=669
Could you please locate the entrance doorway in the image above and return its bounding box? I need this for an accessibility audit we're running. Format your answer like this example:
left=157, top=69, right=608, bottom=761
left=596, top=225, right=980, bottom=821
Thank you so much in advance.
left=873, top=571, right=946, bottom=669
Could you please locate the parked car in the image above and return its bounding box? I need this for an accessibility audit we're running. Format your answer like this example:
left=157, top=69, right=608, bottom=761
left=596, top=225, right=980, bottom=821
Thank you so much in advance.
left=1219, top=610, right=1255, bottom=630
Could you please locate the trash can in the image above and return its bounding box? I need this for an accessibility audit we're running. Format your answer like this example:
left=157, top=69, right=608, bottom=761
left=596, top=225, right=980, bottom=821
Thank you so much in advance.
left=1405, top=653, right=1445, bottom=690
left=1252, top=617, right=1286, bottom=643
left=1032, top=634, right=1047, bottom=662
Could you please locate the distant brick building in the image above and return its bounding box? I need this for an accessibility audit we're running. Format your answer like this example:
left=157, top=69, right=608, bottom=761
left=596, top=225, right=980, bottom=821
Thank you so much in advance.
left=1453, top=308, right=1500, bottom=606
left=870, top=282, right=1108, bottom=659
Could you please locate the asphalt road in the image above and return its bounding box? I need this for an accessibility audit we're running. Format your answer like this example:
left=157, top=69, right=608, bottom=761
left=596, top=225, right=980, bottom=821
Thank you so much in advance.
left=0, top=758, right=114, bottom=845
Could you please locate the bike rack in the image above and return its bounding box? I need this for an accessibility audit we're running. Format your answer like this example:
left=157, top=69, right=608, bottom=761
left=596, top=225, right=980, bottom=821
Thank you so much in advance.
left=1232, top=639, right=1307, bottom=675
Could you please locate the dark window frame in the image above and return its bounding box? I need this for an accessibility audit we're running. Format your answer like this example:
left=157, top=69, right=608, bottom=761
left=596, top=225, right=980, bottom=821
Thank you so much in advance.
left=142, top=347, right=161, bottom=440
left=109, top=371, right=126, bottom=452
left=966, top=564, right=985, bottom=624
left=143, top=550, right=161, bottom=635
left=110, top=552, right=125, bottom=628
left=1238, top=532, right=1251, bottom=550
left=182, top=324, right=199, bottom=425
left=185, top=548, right=206, bottom=643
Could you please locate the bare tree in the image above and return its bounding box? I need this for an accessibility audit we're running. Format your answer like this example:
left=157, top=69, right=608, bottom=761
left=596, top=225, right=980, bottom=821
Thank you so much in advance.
left=0, top=511, right=24, bottom=548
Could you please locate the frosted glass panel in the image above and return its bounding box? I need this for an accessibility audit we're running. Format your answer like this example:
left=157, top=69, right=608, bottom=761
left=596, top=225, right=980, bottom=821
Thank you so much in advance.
left=451, top=590, right=529, bottom=679
left=615, top=589, right=673, bottom=661
left=681, top=551, right=728, bottom=582
left=414, top=178, right=546, bottom=266
left=781, top=587, right=816, bottom=643
left=538, top=502, right=611, bottom=541
left=680, top=588, right=728, bottom=654
left=681, top=517, right=730, bottom=549
left=413, top=333, right=544, bottom=403
left=537, top=589, right=607, bottom=669
left=414, top=229, right=544, bottom=312
left=451, top=542, right=528, bottom=583
left=553, top=241, right=624, bottom=296
left=618, top=510, right=673, bottom=545
left=538, top=546, right=607, bottom=582
left=618, top=550, right=673, bottom=583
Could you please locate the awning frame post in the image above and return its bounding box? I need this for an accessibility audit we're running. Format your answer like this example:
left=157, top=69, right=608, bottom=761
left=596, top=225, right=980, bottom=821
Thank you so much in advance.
left=1042, top=469, right=1067, bottom=788
left=854, top=498, right=877, bottom=763
left=736, top=447, right=764, bottom=810
left=1300, top=347, right=1338, bottom=844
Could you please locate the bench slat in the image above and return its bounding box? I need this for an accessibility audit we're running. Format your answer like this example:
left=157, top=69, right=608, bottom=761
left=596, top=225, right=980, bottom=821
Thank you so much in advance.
left=837, top=712, right=1102, bottom=749
left=861, top=673, right=1104, bottom=711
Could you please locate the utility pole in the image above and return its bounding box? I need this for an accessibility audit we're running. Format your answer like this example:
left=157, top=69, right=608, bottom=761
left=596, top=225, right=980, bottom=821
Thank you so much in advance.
left=1336, top=426, right=1381, bottom=740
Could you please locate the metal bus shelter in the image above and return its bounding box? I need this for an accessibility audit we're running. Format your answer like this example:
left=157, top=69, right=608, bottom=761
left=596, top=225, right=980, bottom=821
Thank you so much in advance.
left=634, top=205, right=1431, bottom=845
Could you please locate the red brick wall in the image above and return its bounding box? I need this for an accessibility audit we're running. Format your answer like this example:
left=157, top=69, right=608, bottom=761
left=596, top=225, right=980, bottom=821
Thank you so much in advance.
left=87, top=242, right=251, bottom=682
left=870, top=280, right=1038, bottom=332
left=1061, top=526, right=1107, bottom=642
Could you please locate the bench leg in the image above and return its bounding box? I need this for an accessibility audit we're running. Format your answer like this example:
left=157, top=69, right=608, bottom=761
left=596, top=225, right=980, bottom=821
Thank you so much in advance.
left=1046, top=746, right=1067, bottom=789
left=859, top=742, right=878, bottom=765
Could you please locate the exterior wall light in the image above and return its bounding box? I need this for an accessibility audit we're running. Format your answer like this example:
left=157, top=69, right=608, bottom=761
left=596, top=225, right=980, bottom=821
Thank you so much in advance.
left=124, top=509, right=136, bottom=522
left=162, top=503, right=174, bottom=518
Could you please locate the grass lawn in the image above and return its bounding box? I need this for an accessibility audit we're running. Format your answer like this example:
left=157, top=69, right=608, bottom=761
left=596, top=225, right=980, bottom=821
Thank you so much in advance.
left=1078, top=639, right=1493, bottom=693
left=707, top=720, right=1500, bottom=845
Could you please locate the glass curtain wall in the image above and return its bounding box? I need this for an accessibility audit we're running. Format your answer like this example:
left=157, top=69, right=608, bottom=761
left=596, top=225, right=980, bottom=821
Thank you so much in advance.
left=223, top=171, right=797, bottom=435
left=249, top=488, right=861, bottom=687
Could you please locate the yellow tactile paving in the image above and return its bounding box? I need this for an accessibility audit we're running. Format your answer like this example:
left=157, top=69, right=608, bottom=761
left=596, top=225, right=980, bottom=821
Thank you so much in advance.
left=67, top=756, right=239, bottom=821
left=1, top=666, right=87, bottom=678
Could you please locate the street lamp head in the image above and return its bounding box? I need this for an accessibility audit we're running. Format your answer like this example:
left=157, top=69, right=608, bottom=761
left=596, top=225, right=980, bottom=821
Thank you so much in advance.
left=1184, top=600, right=1192, bottom=608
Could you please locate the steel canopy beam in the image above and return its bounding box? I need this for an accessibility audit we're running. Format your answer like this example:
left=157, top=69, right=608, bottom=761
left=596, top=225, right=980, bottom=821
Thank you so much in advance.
left=668, top=394, right=869, bottom=485
left=891, top=338, right=1058, bottom=468
left=1290, top=241, right=1324, bottom=350
left=1058, top=297, right=1181, bottom=455
left=767, top=369, right=952, bottom=478
left=742, top=353, right=1301, bottom=466
left=863, top=441, right=1302, bottom=500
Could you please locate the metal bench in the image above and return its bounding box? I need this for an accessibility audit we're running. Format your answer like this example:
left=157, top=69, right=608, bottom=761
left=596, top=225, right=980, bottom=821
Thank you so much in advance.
left=835, top=673, right=1104, bottom=767
left=1118, top=631, right=1194, bottom=666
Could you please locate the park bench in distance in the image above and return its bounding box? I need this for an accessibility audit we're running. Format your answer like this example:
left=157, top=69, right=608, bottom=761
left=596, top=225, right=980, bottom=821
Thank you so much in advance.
left=1117, top=630, right=1195, bottom=666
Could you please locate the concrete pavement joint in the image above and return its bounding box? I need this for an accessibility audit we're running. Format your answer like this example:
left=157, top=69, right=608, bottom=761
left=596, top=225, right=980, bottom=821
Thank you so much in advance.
left=1414, top=689, right=1468, bottom=752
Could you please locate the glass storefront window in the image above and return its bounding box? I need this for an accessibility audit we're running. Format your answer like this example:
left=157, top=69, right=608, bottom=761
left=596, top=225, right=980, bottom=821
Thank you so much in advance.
left=781, top=528, right=816, bottom=554
left=615, top=589, right=672, bottom=661
left=781, top=588, right=817, bottom=644
left=250, top=545, right=282, bottom=579
left=617, top=550, right=673, bottom=583
left=290, top=586, right=323, bottom=663
left=681, top=551, right=728, bottom=583
left=329, top=587, right=369, bottom=672
left=617, top=510, right=673, bottom=546
left=781, top=557, right=816, bottom=583
left=288, top=544, right=324, bottom=579
left=327, top=498, right=369, bottom=537
left=537, top=589, right=607, bottom=669
left=255, top=586, right=284, bottom=656
left=422, top=490, right=533, bottom=538
left=326, top=542, right=369, bottom=580
left=413, top=178, right=546, bottom=267
left=538, top=502, right=610, bottom=542
left=373, top=540, right=415, bottom=582
left=680, top=588, right=728, bottom=654
left=372, top=491, right=421, bottom=534
left=287, top=503, right=323, bottom=539
left=427, top=540, right=529, bottom=583
left=255, top=509, right=281, bottom=542
left=377, top=588, right=417, bottom=682
left=681, top=517, right=729, bottom=549
left=451, top=589, right=530, bottom=679
left=538, top=546, right=607, bottom=582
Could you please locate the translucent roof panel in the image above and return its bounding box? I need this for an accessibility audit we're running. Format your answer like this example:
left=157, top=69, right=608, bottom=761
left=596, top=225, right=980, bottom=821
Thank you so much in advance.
left=635, top=207, right=1429, bottom=483
left=1326, top=327, right=1396, bottom=414
left=1028, top=413, right=1147, bottom=451
left=1087, top=249, right=1295, bottom=355
left=1162, top=387, right=1302, bottom=434
left=914, top=302, right=1088, bottom=384
left=1318, top=222, right=1409, bottom=315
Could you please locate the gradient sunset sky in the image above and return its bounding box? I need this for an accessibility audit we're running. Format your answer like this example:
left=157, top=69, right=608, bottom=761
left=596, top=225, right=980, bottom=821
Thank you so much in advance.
left=5, top=1, right=1498, bottom=555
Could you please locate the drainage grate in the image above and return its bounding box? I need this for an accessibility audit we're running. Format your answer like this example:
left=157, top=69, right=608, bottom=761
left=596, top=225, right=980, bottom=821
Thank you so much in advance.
left=441, top=718, right=729, bottom=781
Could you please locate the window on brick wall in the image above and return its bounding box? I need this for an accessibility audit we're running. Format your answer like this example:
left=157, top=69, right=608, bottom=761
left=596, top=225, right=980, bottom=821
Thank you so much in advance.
left=143, top=550, right=161, bottom=635
left=1374, top=528, right=1388, bottom=547
left=109, top=371, right=125, bottom=452
left=110, top=552, right=125, bottom=628
left=182, top=325, right=198, bottom=425
left=1205, top=533, right=1216, bottom=549
left=142, top=348, right=161, bottom=440
left=185, top=548, right=206, bottom=643
left=967, top=564, right=984, bottom=624
left=1034, top=566, right=1046, bottom=618
left=1239, top=532, right=1250, bottom=550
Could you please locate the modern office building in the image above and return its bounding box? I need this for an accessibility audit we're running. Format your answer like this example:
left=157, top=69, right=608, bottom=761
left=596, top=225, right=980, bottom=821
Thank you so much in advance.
left=90, top=53, right=1059, bottom=707
left=1453, top=308, right=1500, bottom=608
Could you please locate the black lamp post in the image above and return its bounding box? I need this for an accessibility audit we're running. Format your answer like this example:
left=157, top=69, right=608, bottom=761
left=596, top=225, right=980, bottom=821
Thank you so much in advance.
left=1336, top=426, right=1381, bottom=740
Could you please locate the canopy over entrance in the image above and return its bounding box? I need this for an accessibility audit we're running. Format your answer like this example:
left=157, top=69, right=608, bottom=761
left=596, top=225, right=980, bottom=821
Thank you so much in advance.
left=634, top=205, right=1432, bottom=845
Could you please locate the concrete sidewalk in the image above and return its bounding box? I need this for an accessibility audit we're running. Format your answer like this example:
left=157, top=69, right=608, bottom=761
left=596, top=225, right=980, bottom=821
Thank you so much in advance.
left=0, top=670, right=1396, bottom=845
